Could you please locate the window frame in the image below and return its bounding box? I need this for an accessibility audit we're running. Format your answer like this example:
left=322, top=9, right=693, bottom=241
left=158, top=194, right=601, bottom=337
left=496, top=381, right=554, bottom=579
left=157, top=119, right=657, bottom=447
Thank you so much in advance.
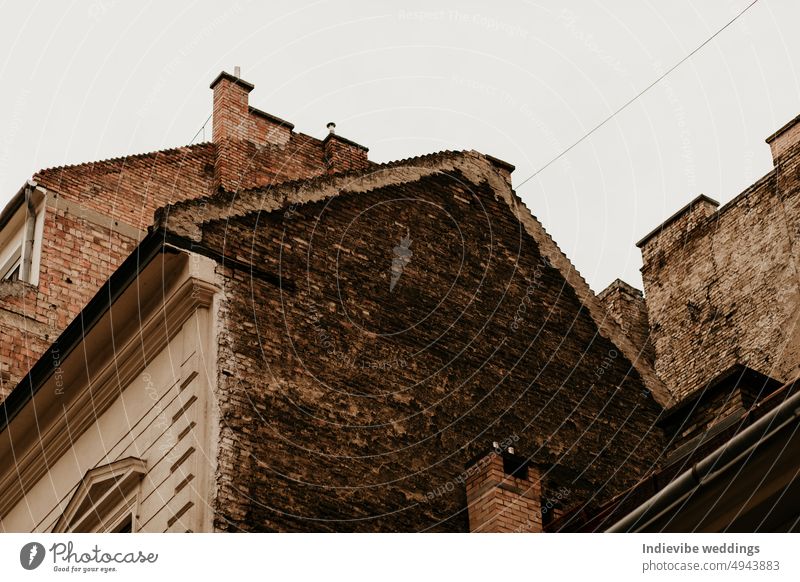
left=0, top=184, right=46, bottom=285
left=53, top=457, right=146, bottom=533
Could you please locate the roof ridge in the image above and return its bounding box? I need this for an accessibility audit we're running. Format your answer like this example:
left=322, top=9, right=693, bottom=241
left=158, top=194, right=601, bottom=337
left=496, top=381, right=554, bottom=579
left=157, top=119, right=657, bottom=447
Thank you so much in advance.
left=505, top=190, right=673, bottom=407
left=154, top=149, right=477, bottom=241
left=597, top=278, right=644, bottom=300
left=158, top=148, right=467, bottom=218
left=33, top=141, right=216, bottom=177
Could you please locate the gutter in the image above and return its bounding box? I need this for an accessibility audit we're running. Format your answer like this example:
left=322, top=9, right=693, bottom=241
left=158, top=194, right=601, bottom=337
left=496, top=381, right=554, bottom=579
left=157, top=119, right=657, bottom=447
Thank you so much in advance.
left=0, top=180, right=35, bottom=233
left=0, top=224, right=292, bottom=432
left=607, top=383, right=800, bottom=532
left=0, top=229, right=170, bottom=432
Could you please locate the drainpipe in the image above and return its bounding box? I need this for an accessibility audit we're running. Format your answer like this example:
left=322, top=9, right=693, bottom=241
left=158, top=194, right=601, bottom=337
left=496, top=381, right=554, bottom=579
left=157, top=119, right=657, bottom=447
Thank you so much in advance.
left=20, top=180, right=38, bottom=283
left=607, top=384, right=800, bottom=532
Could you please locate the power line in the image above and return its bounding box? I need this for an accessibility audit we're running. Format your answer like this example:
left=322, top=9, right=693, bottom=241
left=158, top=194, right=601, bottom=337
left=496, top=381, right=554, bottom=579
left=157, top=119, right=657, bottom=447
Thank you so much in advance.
left=190, top=113, right=213, bottom=144
left=515, top=0, right=760, bottom=190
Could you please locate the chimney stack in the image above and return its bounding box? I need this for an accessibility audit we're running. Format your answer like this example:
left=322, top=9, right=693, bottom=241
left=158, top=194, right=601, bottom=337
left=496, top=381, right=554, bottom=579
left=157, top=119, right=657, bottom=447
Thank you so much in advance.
left=323, top=124, right=369, bottom=174
left=465, top=445, right=543, bottom=533
left=210, top=70, right=254, bottom=143
left=766, top=114, right=800, bottom=165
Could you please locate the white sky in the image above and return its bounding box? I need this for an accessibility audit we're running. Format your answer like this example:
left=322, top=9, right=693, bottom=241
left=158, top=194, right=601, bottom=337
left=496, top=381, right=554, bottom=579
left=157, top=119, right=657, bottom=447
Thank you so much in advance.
left=0, top=0, right=797, bottom=292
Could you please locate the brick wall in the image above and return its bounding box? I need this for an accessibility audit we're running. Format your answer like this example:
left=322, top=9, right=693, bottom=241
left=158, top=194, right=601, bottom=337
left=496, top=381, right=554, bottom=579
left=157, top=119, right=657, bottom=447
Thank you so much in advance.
left=176, top=154, right=664, bottom=531
left=466, top=449, right=542, bottom=533
left=598, top=279, right=655, bottom=366
left=638, top=119, right=800, bottom=400
left=323, top=133, right=369, bottom=175
left=1, top=71, right=365, bottom=394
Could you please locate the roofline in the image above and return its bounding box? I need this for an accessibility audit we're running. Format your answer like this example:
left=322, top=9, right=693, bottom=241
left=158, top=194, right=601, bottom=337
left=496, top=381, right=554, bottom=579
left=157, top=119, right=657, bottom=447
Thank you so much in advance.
left=597, top=278, right=643, bottom=301
left=607, top=376, right=800, bottom=532
left=209, top=70, right=254, bottom=92
left=636, top=194, right=720, bottom=248
left=484, top=154, right=516, bottom=173
left=659, top=364, right=783, bottom=424
left=248, top=106, right=295, bottom=130
left=765, top=113, right=800, bottom=144
left=0, top=230, right=168, bottom=432
left=0, top=224, right=294, bottom=433
left=0, top=180, right=36, bottom=233
left=322, top=132, right=369, bottom=152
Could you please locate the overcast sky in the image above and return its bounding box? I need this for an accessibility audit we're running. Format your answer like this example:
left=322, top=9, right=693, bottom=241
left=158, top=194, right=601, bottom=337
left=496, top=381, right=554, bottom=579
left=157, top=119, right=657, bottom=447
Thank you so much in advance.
left=0, top=0, right=797, bottom=291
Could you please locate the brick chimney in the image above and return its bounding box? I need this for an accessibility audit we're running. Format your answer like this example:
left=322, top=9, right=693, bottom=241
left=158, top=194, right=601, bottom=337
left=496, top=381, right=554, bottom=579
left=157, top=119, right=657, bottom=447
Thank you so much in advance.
left=210, top=71, right=254, bottom=143
left=766, top=113, right=800, bottom=165
left=323, top=122, right=369, bottom=174
left=636, top=194, right=719, bottom=270
left=210, top=70, right=294, bottom=147
left=465, top=445, right=542, bottom=533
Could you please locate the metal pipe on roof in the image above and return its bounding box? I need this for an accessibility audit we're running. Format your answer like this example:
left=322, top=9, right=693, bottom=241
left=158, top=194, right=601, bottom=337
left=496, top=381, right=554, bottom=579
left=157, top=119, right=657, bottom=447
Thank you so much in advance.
left=607, top=384, right=800, bottom=532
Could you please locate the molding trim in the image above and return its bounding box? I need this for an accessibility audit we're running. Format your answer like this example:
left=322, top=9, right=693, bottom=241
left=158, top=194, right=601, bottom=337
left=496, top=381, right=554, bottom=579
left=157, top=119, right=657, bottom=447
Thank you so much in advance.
left=0, top=261, right=217, bottom=518
left=53, top=457, right=146, bottom=533
left=47, top=191, right=145, bottom=240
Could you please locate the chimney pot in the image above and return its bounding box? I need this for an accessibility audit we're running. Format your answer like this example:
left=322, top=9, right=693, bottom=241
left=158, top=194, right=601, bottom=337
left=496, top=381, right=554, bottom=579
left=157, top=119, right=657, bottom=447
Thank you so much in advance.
left=234, top=65, right=241, bottom=78
left=327, top=122, right=336, bottom=135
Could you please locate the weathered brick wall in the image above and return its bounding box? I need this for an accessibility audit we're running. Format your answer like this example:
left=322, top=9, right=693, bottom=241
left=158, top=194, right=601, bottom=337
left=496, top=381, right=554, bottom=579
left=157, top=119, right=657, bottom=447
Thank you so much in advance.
left=1, top=71, right=354, bottom=393
left=0, top=203, right=138, bottom=396
left=598, top=279, right=655, bottom=366
left=192, top=162, right=664, bottom=532
left=323, top=134, right=370, bottom=175
left=640, top=138, right=800, bottom=400
left=213, top=133, right=331, bottom=193
left=34, top=144, right=217, bottom=232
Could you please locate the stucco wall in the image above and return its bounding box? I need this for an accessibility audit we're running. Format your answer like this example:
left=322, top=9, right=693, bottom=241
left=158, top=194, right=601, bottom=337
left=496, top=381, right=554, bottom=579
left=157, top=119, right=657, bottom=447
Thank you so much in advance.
left=0, top=253, right=219, bottom=533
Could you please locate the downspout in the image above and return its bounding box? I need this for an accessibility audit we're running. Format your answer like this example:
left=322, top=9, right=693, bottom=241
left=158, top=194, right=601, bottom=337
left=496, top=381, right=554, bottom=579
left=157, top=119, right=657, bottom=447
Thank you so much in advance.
left=20, top=180, right=38, bottom=282
left=607, top=383, right=800, bottom=532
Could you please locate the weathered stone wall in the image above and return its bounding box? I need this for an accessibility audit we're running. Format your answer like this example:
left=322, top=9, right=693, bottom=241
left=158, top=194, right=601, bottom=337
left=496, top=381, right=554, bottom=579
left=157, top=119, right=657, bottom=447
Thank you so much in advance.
left=191, top=159, right=664, bottom=532
left=598, top=279, right=655, bottom=366
left=639, top=137, right=800, bottom=401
